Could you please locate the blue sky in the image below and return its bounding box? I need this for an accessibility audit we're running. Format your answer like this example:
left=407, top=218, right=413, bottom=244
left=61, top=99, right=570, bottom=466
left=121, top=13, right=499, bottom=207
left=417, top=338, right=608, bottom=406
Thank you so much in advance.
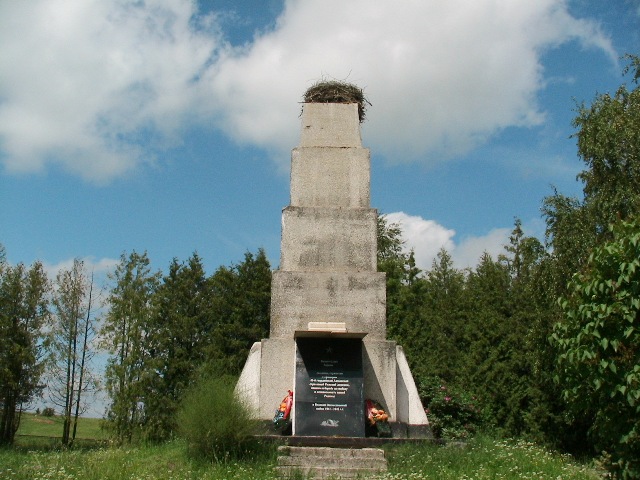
left=2, top=0, right=640, bottom=281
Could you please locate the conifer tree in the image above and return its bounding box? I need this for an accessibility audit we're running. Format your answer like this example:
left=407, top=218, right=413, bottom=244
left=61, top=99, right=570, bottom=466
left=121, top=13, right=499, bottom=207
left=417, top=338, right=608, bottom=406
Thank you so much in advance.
left=143, top=253, right=213, bottom=441
left=207, top=249, right=271, bottom=375
left=0, top=259, right=49, bottom=445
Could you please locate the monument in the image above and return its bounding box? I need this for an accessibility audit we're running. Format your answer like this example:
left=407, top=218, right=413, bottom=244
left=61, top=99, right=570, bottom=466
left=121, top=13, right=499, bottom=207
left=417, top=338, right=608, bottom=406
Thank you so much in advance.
left=236, top=83, right=429, bottom=438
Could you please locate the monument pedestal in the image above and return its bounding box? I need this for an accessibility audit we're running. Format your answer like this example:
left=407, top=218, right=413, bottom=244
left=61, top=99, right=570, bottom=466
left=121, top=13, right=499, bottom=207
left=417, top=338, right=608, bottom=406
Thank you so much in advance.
left=237, top=336, right=429, bottom=437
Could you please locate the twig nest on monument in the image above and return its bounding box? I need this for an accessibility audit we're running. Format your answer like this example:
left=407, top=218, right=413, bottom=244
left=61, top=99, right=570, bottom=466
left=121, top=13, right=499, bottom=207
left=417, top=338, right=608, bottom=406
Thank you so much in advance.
left=303, top=80, right=371, bottom=123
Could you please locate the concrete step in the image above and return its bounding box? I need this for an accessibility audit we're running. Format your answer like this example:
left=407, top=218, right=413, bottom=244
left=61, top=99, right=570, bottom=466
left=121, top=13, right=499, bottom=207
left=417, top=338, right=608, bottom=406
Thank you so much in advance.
left=275, top=465, right=385, bottom=479
left=280, top=446, right=386, bottom=459
left=278, top=455, right=383, bottom=469
left=276, top=446, right=387, bottom=479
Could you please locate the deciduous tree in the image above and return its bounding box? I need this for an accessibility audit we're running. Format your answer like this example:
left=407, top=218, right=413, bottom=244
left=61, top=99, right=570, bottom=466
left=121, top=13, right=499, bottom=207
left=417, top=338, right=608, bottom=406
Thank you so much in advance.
left=543, top=54, right=640, bottom=297
left=552, top=219, right=640, bottom=477
left=545, top=54, right=640, bottom=470
left=101, top=251, right=159, bottom=444
left=48, top=259, right=98, bottom=446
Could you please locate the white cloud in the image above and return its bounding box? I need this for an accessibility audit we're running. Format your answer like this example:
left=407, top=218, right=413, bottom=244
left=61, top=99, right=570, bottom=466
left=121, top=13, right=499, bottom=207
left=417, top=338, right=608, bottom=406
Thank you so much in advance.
left=0, top=0, right=616, bottom=181
left=454, top=229, right=511, bottom=269
left=385, top=212, right=455, bottom=269
left=44, top=256, right=118, bottom=284
left=0, top=0, right=223, bottom=182
left=385, top=211, right=512, bottom=270
left=207, top=0, right=616, bottom=165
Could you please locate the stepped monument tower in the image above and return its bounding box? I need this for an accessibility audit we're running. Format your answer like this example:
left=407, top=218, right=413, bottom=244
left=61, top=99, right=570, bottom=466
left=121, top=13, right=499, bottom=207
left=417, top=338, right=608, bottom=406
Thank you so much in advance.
left=236, top=83, right=429, bottom=438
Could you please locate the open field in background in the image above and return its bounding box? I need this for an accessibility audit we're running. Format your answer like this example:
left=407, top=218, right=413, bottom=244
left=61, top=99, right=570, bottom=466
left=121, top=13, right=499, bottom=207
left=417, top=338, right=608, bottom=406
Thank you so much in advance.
left=0, top=434, right=606, bottom=480
left=15, top=412, right=108, bottom=447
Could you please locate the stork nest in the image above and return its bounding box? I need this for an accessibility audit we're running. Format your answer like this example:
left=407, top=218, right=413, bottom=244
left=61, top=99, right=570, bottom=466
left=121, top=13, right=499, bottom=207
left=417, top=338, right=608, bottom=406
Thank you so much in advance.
left=303, top=81, right=371, bottom=123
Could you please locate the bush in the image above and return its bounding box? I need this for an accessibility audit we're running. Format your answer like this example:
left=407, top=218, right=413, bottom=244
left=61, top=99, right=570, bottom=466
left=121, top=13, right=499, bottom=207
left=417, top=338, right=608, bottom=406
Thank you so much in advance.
left=42, top=407, right=55, bottom=417
left=177, top=375, right=262, bottom=461
left=420, top=377, right=484, bottom=440
left=552, top=219, right=640, bottom=478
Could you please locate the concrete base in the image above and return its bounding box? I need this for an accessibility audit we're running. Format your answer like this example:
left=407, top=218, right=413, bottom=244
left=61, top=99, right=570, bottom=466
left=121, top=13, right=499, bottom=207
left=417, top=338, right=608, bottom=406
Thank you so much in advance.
left=235, top=341, right=261, bottom=414
left=390, top=422, right=434, bottom=439
left=235, top=338, right=430, bottom=436
left=260, top=434, right=438, bottom=447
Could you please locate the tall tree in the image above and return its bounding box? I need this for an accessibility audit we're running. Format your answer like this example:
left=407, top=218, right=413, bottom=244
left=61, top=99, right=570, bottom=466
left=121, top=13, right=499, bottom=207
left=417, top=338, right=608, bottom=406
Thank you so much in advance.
left=544, top=54, right=640, bottom=466
left=143, top=253, right=213, bottom=441
left=0, top=260, right=49, bottom=445
left=464, top=252, right=517, bottom=432
left=418, top=249, right=468, bottom=383
left=48, top=259, right=98, bottom=446
left=543, top=54, right=640, bottom=297
left=544, top=55, right=640, bottom=472
left=207, top=249, right=271, bottom=375
left=462, top=221, right=555, bottom=438
left=101, top=251, right=159, bottom=444
left=377, top=214, right=424, bottom=344
left=574, top=54, right=640, bottom=229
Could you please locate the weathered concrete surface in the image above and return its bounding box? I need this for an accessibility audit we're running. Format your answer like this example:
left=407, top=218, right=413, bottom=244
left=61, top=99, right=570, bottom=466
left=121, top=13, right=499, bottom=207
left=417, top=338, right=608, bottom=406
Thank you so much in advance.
left=396, top=345, right=430, bottom=427
left=257, top=338, right=296, bottom=419
left=299, top=103, right=362, bottom=147
left=290, top=147, right=370, bottom=208
left=270, top=271, right=387, bottom=339
left=234, top=342, right=261, bottom=414
left=363, top=340, right=398, bottom=419
left=279, top=206, right=377, bottom=272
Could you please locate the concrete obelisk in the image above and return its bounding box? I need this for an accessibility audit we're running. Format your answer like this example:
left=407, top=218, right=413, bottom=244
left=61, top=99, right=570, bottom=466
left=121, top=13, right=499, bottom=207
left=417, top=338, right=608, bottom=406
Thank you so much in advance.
left=236, top=94, right=429, bottom=438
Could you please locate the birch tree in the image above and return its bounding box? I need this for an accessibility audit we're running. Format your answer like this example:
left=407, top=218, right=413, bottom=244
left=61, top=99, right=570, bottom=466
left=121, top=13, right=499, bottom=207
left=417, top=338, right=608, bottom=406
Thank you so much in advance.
left=48, top=259, right=98, bottom=446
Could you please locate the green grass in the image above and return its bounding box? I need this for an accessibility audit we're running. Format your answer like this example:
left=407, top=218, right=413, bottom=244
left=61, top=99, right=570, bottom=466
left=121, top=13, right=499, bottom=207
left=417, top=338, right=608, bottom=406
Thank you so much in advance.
left=0, top=435, right=606, bottom=480
left=384, top=435, right=606, bottom=479
left=15, top=412, right=108, bottom=446
left=0, top=440, right=278, bottom=480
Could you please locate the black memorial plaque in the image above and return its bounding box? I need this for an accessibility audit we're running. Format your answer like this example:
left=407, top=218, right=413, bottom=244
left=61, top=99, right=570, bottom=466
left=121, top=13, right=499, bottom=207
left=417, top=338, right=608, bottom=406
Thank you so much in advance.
left=294, top=337, right=364, bottom=437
